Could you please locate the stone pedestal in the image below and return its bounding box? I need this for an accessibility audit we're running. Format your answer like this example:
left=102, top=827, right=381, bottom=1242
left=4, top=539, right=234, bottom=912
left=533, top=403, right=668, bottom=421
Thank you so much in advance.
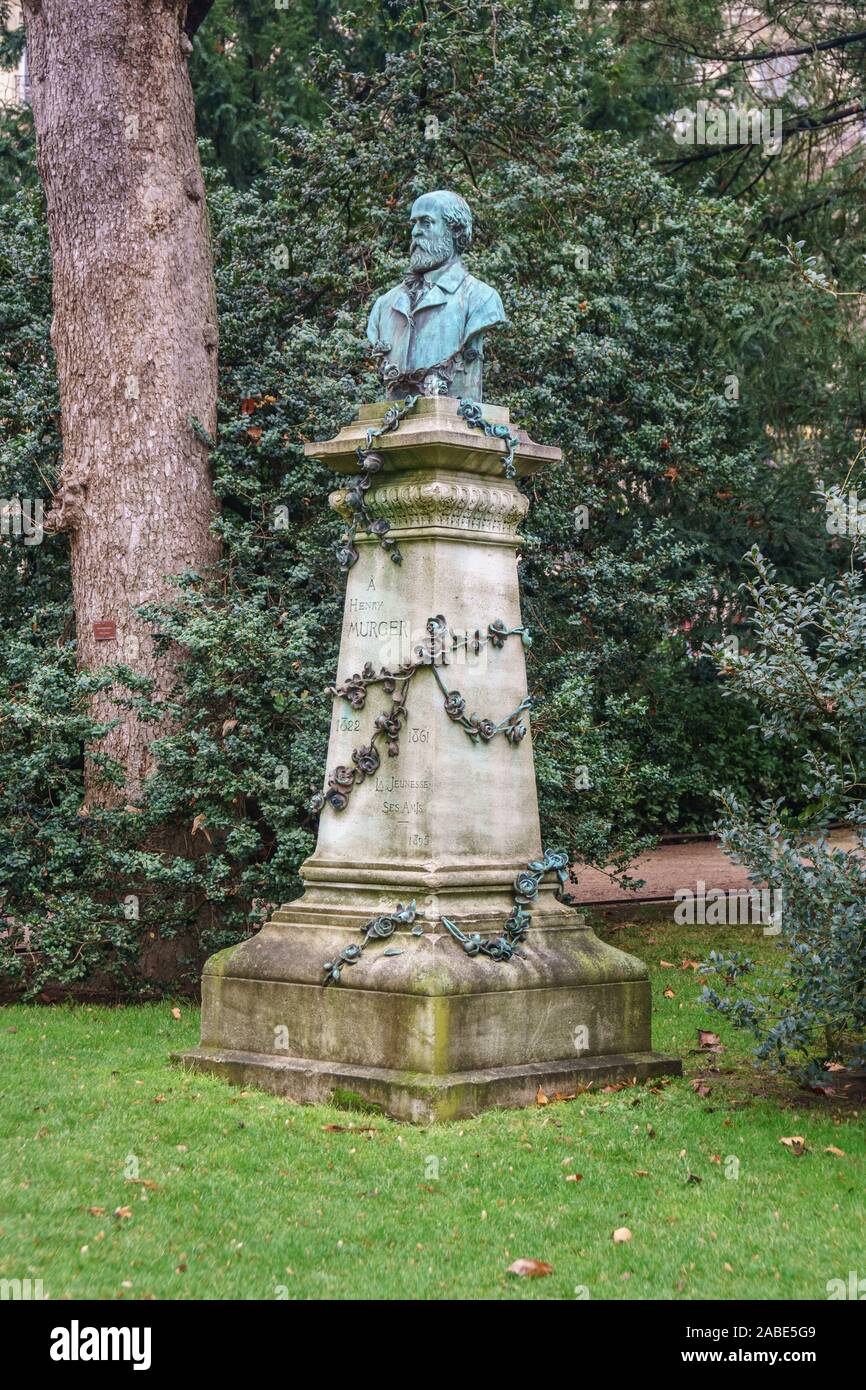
left=178, top=397, right=680, bottom=1120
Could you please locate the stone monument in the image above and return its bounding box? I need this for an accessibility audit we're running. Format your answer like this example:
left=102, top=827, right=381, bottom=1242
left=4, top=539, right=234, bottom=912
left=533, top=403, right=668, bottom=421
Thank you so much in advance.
left=178, top=191, right=680, bottom=1120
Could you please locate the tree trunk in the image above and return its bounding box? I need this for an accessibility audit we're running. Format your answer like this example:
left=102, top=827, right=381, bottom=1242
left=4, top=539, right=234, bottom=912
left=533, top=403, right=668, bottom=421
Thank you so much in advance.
left=22, top=0, right=220, bottom=808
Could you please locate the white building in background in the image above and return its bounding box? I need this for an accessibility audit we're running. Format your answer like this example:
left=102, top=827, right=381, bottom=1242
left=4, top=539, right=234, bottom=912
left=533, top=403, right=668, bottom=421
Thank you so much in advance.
left=0, top=2, right=28, bottom=108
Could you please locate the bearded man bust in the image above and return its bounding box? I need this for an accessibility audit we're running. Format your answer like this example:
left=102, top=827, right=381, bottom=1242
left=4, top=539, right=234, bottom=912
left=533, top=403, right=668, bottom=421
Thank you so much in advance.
left=366, top=190, right=506, bottom=401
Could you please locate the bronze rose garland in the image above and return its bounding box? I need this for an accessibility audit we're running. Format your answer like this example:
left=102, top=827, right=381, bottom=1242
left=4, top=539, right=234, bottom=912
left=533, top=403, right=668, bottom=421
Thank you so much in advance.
left=334, top=395, right=521, bottom=572
left=335, top=395, right=418, bottom=572
left=322, top=850, right=576, bottom=985
left=318, top=397, right=572, bottom=985
left=310, top=615, right=533, bottom=815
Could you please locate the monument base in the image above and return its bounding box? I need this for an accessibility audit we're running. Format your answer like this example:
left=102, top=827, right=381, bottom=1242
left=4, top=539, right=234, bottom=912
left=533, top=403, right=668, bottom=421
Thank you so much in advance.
left=175, top=892, right=681, bottom=1122
left=175, top=1047, right=682, bottom=1123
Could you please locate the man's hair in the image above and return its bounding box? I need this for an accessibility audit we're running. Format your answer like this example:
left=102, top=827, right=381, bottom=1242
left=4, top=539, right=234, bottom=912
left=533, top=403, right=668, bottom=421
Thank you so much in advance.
left=428, top=190, right=473, bottom=253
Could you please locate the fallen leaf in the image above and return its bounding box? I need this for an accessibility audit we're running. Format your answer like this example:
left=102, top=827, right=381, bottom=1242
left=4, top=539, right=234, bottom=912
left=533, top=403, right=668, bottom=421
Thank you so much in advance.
left=824, top=1146, right=845, bottom=1157
left=191, top=813, right=211, bottom=842
left=87, top=1207, right=106, bottom=1216
left=222, top=718, right=238, bottom=737
left=659, top=960, right=676, bottom=969
left=698, top=1030, right=722, bottom=1049
left=779, top=1135, right=807, bottom=1155
left=171, top=1007, right=181, bottom=1021
left=535, top=1086, right=549, bottom=1106
left=635, top=1170, right=649, bottom=1177
left=680, top=959, right=700, bottom=971
left=612, top=1227, right=632, bottom=1244
left=506, top=1258, right=553, bottom=1277
left=564, top=1173, right=583, bottom=1183
left=691, top=1080, right=711, bottom=1098
left=663, top=987, right=675, bottom=999
left=114, top=1206, right=133, bottom=1220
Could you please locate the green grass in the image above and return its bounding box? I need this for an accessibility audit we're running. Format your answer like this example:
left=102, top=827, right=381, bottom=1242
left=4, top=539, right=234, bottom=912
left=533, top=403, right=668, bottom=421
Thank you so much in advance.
left=1, top=919, right=863, bottom=1301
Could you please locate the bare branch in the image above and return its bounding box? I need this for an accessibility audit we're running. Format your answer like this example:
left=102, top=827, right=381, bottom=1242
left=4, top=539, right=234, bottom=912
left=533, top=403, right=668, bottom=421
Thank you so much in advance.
left=644, top=27, right=866, bottom=66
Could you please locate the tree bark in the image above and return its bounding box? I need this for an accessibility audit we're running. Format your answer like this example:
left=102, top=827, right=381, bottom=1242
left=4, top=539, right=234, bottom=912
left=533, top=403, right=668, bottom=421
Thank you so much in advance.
left=22, top=0, right=220, bottom=807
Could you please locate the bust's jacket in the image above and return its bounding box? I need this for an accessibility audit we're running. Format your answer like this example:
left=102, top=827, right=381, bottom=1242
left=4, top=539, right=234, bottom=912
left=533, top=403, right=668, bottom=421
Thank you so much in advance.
left=366, top=257, right=506, bottom=397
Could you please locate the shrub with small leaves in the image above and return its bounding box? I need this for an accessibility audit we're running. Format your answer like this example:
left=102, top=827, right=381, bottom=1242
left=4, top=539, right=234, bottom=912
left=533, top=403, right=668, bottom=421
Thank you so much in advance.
left=705, top=547, right=866, bottom=1078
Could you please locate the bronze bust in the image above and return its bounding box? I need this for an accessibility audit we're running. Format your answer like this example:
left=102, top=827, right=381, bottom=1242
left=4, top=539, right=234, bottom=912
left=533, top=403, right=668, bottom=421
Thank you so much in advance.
left=367, top=190, right=506, bottom=400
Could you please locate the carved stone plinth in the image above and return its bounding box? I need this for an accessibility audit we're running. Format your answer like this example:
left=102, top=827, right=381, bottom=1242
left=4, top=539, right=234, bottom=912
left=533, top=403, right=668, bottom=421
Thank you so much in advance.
left=178, top=398, right=680, bottom=1120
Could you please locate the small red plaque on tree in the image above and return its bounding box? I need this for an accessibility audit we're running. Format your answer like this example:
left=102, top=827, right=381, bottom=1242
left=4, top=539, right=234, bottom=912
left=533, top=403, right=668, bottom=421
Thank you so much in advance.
left=93, top=620, right=117, bottom=642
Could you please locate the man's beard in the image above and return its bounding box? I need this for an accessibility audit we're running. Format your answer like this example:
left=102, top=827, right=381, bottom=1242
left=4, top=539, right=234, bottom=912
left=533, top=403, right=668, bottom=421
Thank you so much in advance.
left=409, top=233, right=455, bottom=272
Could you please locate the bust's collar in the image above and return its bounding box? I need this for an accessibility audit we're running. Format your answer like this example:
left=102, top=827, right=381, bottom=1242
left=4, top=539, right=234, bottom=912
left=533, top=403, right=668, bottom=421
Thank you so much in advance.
left=390, top=257, right=468, bottom=321
left=424, top=256, right=467, bottom=293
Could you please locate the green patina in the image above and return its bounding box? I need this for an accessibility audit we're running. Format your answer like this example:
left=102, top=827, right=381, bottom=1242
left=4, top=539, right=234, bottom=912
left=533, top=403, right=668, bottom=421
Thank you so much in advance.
left=366, top=191, right=505, bottom=402
left=319, top=849, right=576, bottom=985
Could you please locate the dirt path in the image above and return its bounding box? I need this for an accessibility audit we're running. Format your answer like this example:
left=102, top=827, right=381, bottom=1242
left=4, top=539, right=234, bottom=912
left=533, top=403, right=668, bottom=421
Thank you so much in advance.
left=573, top=829, right=857, bottom=909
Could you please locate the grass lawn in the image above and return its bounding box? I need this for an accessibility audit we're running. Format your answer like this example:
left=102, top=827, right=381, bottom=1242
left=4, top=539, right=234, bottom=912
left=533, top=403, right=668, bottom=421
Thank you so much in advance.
left=1, top=918, right=863, bottom=1301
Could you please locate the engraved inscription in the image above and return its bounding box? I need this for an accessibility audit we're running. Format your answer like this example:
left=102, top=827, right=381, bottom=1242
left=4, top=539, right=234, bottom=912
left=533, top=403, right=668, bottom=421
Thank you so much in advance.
left=346, top=618, right=408, bottom=640
left=375, top=775, right=432, bottom=793
left=348, top=597, right=384, bottom=613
